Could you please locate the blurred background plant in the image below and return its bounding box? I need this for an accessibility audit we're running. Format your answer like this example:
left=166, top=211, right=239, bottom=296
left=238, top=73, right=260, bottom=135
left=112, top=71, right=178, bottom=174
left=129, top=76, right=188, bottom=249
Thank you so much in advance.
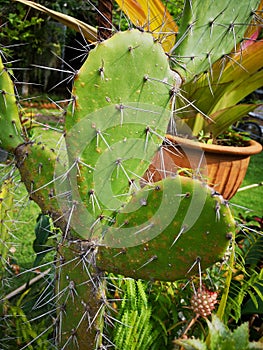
left=0, top=0, right=97, bottom=95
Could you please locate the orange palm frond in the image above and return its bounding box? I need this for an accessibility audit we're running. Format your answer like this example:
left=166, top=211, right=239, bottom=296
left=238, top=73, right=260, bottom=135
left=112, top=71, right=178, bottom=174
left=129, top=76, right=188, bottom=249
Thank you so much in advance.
left=239, top=0, right=263, bottom=50
left=115, top=0, right=178, bottom=51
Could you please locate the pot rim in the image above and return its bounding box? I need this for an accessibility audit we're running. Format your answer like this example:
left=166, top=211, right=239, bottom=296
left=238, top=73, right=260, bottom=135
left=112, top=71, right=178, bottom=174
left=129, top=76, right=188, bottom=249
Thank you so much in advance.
left=165, top=134, right=262, bottom=156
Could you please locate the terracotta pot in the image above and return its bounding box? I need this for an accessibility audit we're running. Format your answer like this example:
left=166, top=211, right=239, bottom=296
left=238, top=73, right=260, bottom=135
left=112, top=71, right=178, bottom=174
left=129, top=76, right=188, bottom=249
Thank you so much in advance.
left=145, top=135, right=262, bottom=200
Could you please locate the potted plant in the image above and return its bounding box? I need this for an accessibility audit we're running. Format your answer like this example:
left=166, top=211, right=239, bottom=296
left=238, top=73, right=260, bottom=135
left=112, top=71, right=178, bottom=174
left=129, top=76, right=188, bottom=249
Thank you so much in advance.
left=155, top=27, right=263, bottom=199
left=122, top=0, right=263, bottom=199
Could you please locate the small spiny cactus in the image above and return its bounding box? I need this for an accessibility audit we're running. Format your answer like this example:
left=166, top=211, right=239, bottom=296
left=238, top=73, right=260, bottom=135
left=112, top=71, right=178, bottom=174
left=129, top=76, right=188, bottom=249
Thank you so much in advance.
left=191, top=287, right=218, bottom=318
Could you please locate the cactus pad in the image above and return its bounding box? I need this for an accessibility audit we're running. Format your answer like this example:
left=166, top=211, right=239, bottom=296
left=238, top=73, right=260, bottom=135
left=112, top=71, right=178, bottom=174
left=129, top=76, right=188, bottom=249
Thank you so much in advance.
left=0, top=56, right=24, bottom=151
left=15, top=143, right=65, bottom=229
left=173, top=0, right=260, bottom=79
left=66, top=29, right=178, bottom=128
left=96, top=176, right=235, bottom=281
left=59, top=29, right=180, bottom=235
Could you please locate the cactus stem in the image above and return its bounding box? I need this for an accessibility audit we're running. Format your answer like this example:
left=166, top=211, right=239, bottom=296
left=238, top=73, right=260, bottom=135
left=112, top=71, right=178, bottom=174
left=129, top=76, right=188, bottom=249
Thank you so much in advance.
left=55, top=241, right=105, bottom=348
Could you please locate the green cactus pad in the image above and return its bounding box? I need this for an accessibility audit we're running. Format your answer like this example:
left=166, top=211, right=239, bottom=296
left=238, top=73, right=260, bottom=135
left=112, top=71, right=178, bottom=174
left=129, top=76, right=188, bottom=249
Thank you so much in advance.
left=173, top=0, right=260, bottom=80
left=15, top=143, right=65, bottom=229
left=0, top=56, right=24, bottom=151
left=0, top=178, right=14, bottom=274
left=96, top=176, right=235, bottom=281
left=61, top=29, right=179, bottom=231
left=56, top=241, right=104, bottom=349
left=66, top=29, right=177, bottom=129
left=63, top=103, right=171, bottom=223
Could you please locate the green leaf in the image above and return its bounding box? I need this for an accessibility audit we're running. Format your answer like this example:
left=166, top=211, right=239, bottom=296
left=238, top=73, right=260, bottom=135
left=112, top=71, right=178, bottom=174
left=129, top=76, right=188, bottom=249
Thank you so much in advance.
left=174, top=338, right=207, bottom=350
left=216, top=241, right=235, bottom=322
left=32, top=214, right=52, bottom=268
left=33, top=214, right=51, bottom=253
left=242, top=284, right=263, bottom=315
left=207, top=315, right=230, bottom=349
left=204, top=104, right=256, bottom=138
left=173, top=0, right=259, bottom=79
left=232, top=322, right=250, bottom=349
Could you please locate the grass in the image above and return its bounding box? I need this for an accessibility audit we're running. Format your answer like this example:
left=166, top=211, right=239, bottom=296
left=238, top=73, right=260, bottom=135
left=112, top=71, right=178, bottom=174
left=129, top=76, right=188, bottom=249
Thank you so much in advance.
left=0, top=121, right=62, bottom=301
left=230, top=150, right=263, bottom=217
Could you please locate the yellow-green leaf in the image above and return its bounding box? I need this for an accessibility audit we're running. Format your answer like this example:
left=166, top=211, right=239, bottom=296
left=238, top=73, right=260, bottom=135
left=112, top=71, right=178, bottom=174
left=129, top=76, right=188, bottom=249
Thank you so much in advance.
left=115, top=0, right=178, bottom=51
left=205, top=104, right=257, bottom=138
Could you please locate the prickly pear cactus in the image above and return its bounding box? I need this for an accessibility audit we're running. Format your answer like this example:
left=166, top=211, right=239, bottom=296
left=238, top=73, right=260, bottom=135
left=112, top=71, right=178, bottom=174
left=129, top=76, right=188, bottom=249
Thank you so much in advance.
left=0, top=58, right=24, bottom=151
left=59, top=29, right=179, bottom=234
left=96, top=176, right=235, bottom=281
left=0, top=29, right=236, bottom=350
left=51, top=30, right=235, bottom=348
left=0, top=178, right=14, bottom=291
left=173, top=0, right=260, bottom=79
